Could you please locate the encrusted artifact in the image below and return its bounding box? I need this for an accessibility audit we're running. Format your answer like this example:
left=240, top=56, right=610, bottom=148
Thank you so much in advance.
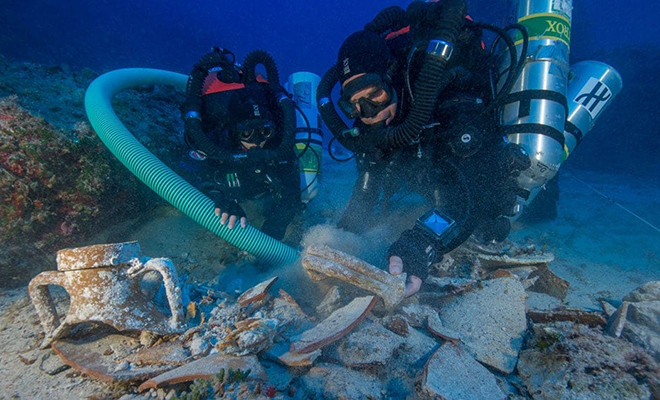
left=302, top=245, right=406, bottom=309
left=29, top=241, right=185, bottom=348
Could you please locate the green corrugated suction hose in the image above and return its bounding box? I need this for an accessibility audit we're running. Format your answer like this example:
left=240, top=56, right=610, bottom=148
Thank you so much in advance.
left=84, top=68, right=299, bottom=266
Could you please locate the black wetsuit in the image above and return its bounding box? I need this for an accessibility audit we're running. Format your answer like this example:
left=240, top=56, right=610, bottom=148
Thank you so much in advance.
left=336, top=10, right=508, bottom=234
left=335, top=6, right=523, bottom=277
left=181, top=81, right=301, bottom=241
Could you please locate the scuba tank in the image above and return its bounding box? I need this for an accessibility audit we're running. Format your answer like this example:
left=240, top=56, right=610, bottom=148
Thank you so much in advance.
left=512, top=60, right=623, bottom=216
left=286, top=72, right=323, bottom=203
left=498, top=0, right=573, bottom=194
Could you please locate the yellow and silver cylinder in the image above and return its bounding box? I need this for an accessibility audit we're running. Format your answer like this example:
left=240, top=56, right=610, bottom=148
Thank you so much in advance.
left=499, top=0, right=572, bottom=192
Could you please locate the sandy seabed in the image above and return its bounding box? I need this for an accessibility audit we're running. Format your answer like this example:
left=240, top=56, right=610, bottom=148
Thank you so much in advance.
left=1, top=155, right=659, bottom=398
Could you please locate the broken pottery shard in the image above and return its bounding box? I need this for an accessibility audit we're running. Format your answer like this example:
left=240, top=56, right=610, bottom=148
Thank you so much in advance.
left=394, top=327, right=439, bottom=372
left=507, top=266, right=540, bottom=289
left=264, top=340, right=322, bottom=368
left=606, top=301, right=629, bottom=338
left=401, top=304, right=438, bottom=328
left=528, top=264, right=570, bottom=300
left=424, top=344, right=505, bottom=400
left=507, top=266, right=538, bottom=280
left=138, top=354, right=266, bottom=392
left=475, top=251, right=554, bottom=269
left=290, top=296, right=376, bottom=354
left=303, top=245, right=406, bottom=309
left=125, top=341, right=190, bottom=366
left=486, top=265, right=541, bottom=291
left=270, top=290, right=313, bottom=338
left=236, top=318, right=279, bottom=354
left=427, top=313, right=461, bottom=343
left=277, top=289, right=310, bottom=320
left=625, top=306, right=660, bottom=362
left=623, top=281, right=660, bottom=302
left=278, top=350, right=322, bottom=367
left=237, top=277, right=278, bottom=307
left=52, top=334, right=173, bottom=383
left=527, top=308, right=607, bottom=328
left=316, top=286, right=341, bottom=317
left=383, top=315, right=410, bottom=337
left=425, top=277, right=477, bottom=295
left=600, top=300, right=618, bottom=317
left=489, top=269, right=515, bottom=279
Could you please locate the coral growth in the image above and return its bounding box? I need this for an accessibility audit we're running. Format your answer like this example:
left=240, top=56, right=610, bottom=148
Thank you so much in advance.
left=0, top=55, right=186, bottom=286
left=0, top=96, right=147, bottom=284
left=0, top=97, right=102, bottom=242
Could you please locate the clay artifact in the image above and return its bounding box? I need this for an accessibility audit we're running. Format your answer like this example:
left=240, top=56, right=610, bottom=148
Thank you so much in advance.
left=302, top=245, right=406, bottom=309
left=29, top=241, right=185, bottom=348
left=289, top=296, right=377, bottom=354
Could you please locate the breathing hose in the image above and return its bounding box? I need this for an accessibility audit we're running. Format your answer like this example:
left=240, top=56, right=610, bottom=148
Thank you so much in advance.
left=181, top=50, right=236, bottom=160
left=364, top=6, right=407, bottom=34
left=242, top=49, right=298, bottom=162
left=243, top=50, right=280, bottom=87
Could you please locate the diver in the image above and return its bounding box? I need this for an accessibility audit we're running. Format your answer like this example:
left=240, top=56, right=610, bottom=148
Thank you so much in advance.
left=179, top=47, right=301, bottom=241
left=317, top=1, right=530, bottom=295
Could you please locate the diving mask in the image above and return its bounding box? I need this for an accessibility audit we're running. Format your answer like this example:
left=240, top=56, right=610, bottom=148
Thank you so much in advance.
left=338, top=74, right=395, bottom=119
left=232, top=119, right=276, bottom=145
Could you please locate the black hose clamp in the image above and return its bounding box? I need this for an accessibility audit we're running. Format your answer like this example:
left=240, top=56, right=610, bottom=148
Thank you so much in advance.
left=427, top=40, right=454, bottom=61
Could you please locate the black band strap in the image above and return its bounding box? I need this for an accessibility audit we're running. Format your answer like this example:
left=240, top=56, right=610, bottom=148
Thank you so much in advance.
left=500, top=123, right=566, bottom=146
left=564, top=120, right=583, bottom=145
left=501, top=90, right=569, bottom=119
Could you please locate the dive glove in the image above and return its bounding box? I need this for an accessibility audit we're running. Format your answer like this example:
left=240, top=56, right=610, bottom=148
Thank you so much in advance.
left=207, top=190, right=246, bottom=220
left=388, top=228, right=436, bottom=281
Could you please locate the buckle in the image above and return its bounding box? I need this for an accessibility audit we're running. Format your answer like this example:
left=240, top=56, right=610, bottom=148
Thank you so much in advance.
left=427, top=40, right=454, bottom=61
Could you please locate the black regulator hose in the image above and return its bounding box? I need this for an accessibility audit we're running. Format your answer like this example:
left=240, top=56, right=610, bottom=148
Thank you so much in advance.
left=241, top=50, right=297, bottom=161
left=467, top=21, right=526, bottom=113
left=242, top=49, right=281, bottom=87
left=317, top=64, right=350, bottom=139
left=377, top=0, right=468, bottom=149
left=364, top=6, right=407, bottom=34
left=273, top=92, right=297, bottom=161
left=182, top=50, right=235, bottom=160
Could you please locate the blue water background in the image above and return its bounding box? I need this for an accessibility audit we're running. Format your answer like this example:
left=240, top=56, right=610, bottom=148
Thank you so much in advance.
left=1, top=0, right=659, bottom=177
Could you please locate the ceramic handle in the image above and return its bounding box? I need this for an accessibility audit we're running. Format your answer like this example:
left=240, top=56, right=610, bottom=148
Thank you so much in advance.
left=142, top=258, right=185, bottom=329
left=28, top=271, right=68, bottom=343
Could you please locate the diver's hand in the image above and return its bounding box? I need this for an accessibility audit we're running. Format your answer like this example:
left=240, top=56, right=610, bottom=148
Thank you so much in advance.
left=215, top=208, right=247, bottom=229
left=208, top=190, right=247, bottom=229
left=388, top=228, right=437, bottom=295
left=389, top=255, right=422, bottom=297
